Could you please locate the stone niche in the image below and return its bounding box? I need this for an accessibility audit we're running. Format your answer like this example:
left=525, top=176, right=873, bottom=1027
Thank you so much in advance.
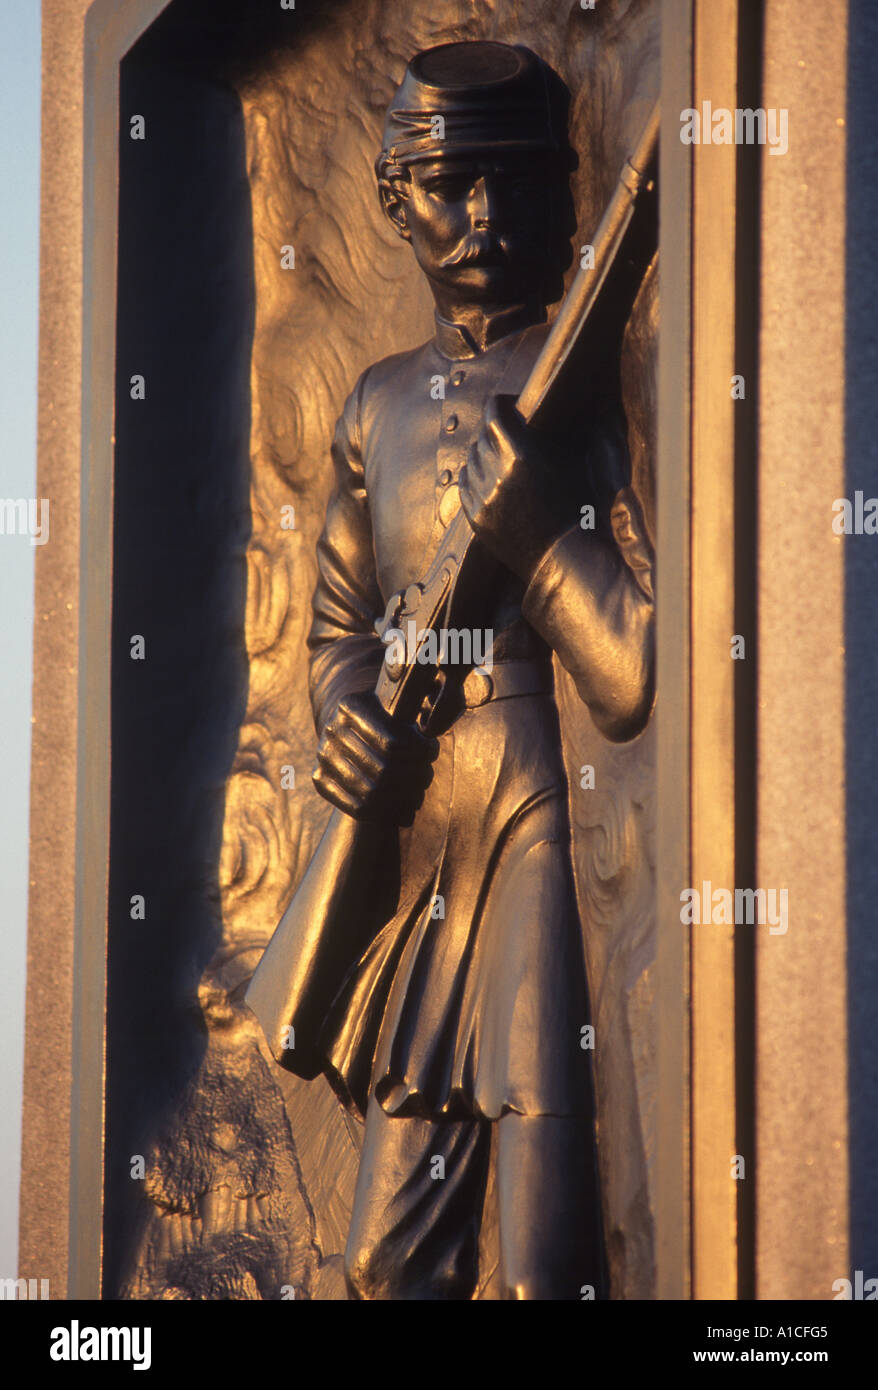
left=105, top=0, right=658, bottom=1300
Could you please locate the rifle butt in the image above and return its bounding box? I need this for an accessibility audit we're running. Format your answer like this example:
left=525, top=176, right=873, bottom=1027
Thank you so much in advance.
left=245, top=807, right=395, bottom=1078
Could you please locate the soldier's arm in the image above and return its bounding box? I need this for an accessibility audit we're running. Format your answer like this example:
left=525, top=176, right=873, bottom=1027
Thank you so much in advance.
left=308, top=372, right=385, bottom=738
left=521, top=485, right=654, bottom=742
left=459, top=393, right=655, bottom=743
left=308, top=374, right=437, bottom=823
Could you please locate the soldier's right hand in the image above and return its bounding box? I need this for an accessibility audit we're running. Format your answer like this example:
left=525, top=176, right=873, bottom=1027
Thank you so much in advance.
left=312, top=690, right=438, bottom=826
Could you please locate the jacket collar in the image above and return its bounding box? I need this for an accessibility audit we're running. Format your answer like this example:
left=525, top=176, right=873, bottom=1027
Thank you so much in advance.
left=434, top=299, right=546, bottom=360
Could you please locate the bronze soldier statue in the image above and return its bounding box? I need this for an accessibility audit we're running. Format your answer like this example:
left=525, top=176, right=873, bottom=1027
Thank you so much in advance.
left=247, top=39, right=655, bottom=1299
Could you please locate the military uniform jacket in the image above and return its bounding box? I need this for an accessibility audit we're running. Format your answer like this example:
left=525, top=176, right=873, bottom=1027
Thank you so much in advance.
left=305, top=308, right=655, bottom=1121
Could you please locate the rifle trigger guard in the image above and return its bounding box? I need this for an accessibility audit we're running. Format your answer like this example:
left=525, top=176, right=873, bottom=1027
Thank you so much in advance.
left=375, top=590, right=404, bottom=641
left=416, top=667, right=448, bottom=734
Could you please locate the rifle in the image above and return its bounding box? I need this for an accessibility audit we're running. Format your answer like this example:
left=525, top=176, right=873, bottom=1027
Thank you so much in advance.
left=246, top=101, right=659, bottom=1075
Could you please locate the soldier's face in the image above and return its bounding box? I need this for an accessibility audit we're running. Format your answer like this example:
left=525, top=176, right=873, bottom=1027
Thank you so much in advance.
left=400, top=154, right=561, bottom=305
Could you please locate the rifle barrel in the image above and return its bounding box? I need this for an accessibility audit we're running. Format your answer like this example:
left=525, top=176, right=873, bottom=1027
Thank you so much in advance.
left=517, top=99, right=659, bottom=425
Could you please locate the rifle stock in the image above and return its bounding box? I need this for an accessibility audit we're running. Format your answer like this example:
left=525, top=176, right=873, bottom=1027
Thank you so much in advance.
left=245, top=810, right=398, bottom=1074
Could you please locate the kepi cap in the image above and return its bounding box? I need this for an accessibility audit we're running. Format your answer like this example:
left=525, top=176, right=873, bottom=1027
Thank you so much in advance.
left=377, top=41, right=571, bottom=175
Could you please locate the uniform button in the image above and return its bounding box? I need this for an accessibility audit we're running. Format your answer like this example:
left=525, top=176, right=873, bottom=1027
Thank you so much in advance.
left=463, top=668, right=493, bottom=707
left=438, top=484, right=460, bottom=527
left=438, top=469, right=453, bottom=487
left=450, top=370, right=465, bottom=387
left=444, top=414, right=459, bottom=433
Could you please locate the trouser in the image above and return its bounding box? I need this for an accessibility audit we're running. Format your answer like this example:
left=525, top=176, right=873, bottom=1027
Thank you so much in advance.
left=344, top=1097, right=604, bottom=1300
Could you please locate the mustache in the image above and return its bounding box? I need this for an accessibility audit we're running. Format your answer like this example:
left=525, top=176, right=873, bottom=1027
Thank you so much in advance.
left=441, top=231, right=509, bottom=268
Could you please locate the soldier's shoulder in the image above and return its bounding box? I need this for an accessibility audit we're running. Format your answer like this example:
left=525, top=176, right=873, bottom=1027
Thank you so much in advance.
left=357, top=337, right=438, bottom=399
left=333, top=338, right=436, bottom=449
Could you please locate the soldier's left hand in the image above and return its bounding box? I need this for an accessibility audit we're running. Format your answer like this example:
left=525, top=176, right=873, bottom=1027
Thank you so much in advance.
left=458, top=393, right=582, bottom=583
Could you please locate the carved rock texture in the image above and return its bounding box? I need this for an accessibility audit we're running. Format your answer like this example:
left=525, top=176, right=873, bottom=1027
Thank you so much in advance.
left=123, top=0, right=658, bottom=1300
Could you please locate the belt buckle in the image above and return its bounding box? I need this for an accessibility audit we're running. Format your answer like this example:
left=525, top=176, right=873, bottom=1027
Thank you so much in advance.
left=463, top=667, right=493, bottom=708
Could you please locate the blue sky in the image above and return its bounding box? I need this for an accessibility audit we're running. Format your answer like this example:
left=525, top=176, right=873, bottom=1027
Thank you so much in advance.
left=0, top=0, right=40, bottom=1273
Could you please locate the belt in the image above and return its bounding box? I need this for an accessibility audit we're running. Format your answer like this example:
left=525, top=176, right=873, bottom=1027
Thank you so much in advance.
left=461, top=659, right=553, bottom=709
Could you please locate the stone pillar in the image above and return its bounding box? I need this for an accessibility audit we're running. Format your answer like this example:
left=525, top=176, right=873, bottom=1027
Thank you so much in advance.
left=755, top=0, right=878, bottom=1299
left=20, top=0, right=172, bottom=1300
